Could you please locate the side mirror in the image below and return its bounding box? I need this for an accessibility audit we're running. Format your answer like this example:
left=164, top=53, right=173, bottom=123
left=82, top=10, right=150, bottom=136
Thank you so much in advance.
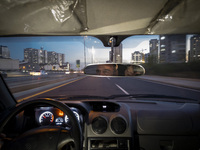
left=84, top=64, right=145, bottom=76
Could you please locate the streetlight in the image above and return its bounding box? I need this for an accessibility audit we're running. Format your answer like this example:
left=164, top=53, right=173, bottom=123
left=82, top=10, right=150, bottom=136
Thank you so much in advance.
left=91, top=46, right=95, bottom=63
left=84, top=36, right=87, bottom=67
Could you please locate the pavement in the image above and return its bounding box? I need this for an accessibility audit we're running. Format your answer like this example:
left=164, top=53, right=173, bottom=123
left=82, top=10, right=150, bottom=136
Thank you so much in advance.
left=6, top=72, right=30, bottom=77
left=136, top=75, right=200, bottom=91
left=18, top=75, right=200, bottom=102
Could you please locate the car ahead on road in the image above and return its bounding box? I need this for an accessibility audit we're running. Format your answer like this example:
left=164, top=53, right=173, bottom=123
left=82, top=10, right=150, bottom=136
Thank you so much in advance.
left=30, top=70, right=48, bottom=76
left=65, top=71, right=70, bottom=75
left=0, top=0, right=200, bottom=150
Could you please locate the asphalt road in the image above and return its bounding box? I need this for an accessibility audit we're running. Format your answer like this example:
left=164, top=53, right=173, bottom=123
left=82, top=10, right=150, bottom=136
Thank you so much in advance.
left=5, top=74, right=72, bottom=88
left=13, top=76, right=200, bottom=102
left=4, top=74, right=81, bottom=93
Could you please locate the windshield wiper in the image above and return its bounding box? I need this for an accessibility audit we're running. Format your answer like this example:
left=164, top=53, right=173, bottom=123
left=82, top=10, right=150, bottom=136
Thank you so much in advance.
left=39, top=95, right=111, bottom=100
left=108, top=94, right=199, bottom=102
left=39, top=94, right=198, bottom=102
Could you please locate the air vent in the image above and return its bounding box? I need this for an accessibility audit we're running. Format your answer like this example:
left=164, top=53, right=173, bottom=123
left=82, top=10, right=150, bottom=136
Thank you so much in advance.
left=92, top=116, right=107, bottom=134
left=111, top=117, right=127, bottom=134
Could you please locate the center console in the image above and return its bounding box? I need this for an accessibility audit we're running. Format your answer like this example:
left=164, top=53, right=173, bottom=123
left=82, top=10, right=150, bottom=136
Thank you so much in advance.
left=88, top=138, right=131, bottom=150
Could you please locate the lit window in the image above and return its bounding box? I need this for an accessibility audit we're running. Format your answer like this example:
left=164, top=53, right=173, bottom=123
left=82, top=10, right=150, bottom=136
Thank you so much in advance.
left=161, top=45, right=165, bottom=47
left=161, top=36, right=165, bottom=40
left=172, top=50, right=176, bottom=53
left=161, top=49, right=165, bottom=51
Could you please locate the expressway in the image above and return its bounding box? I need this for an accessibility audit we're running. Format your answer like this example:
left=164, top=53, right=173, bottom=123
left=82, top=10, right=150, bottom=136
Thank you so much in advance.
left=4, top=74, right=81, bottom=93
left=6, top=75, right=200, bottom=102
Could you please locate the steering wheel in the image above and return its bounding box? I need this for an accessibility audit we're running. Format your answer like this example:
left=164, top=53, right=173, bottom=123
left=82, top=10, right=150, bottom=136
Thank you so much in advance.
left=0, top=98, right=82, bottom=150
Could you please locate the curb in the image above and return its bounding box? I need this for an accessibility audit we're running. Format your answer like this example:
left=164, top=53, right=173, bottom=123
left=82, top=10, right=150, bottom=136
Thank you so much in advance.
left=136, top=76, right=200, bottom=91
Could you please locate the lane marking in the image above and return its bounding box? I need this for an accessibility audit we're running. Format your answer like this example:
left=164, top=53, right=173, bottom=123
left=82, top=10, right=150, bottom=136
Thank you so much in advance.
left=17, top=76, right=86, bottom=103
left=10, top=79, right=55, bottom=88
left=107, top=77, right=110, bottom=80
left=115, top=84, right=129, bottom=95
left=14, top=77, right=82, bottom=98
left=135, top=77, right=200, bottom=93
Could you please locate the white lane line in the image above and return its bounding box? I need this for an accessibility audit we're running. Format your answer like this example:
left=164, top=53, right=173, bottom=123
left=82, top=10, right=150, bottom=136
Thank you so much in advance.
left=107, top=77, right=110, bottom=80
left=135, top=77, right=200, bottom=93
left=115, top=84, right=129, bottom=95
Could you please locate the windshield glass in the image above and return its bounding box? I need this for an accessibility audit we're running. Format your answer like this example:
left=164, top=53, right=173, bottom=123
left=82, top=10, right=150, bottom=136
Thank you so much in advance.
left=0, top=35, right=200, bottom=102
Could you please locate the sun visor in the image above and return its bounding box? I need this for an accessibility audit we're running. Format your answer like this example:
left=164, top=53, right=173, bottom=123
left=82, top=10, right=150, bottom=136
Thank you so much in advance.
left=0, top=0, right=87, bottom=35
left=146, top=0, right=200, bottom=35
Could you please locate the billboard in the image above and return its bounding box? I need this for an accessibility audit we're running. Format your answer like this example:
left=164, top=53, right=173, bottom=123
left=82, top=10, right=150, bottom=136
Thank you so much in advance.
left=76, top=60, right=80, bottom=68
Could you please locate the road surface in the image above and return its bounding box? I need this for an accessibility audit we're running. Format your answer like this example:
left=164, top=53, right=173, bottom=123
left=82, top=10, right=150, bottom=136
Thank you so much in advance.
left=6, top=75, right=199, bottom=102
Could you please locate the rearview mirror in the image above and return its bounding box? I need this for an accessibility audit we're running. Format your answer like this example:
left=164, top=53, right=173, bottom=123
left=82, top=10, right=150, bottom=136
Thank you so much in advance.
left=84, top=64, right=145, bottom=76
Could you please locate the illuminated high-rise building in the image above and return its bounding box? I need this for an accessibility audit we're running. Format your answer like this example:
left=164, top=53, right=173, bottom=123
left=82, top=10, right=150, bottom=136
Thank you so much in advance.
left=24, top=48, right=47, bottom=64
left=149, top=39, right=159, bottom=63
left=159, top=35, right=186, bottom=63
left=0, top=45, right=10, bottom=58
left=189, top=35, right=200, bottom=62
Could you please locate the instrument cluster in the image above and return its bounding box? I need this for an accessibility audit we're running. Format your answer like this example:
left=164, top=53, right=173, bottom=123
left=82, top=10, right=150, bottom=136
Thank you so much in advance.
left=35, top=106, right=81, bottom=126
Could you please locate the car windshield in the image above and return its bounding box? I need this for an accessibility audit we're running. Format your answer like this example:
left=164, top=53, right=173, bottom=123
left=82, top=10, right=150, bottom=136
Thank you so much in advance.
left=0, top=35, right=200, bottom=102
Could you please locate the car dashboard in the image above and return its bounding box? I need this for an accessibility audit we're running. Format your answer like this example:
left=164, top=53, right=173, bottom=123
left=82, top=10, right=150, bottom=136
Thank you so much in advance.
left=4, top=99, right=200, bottom=150
left=35, top=107, right=82, bottom=127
